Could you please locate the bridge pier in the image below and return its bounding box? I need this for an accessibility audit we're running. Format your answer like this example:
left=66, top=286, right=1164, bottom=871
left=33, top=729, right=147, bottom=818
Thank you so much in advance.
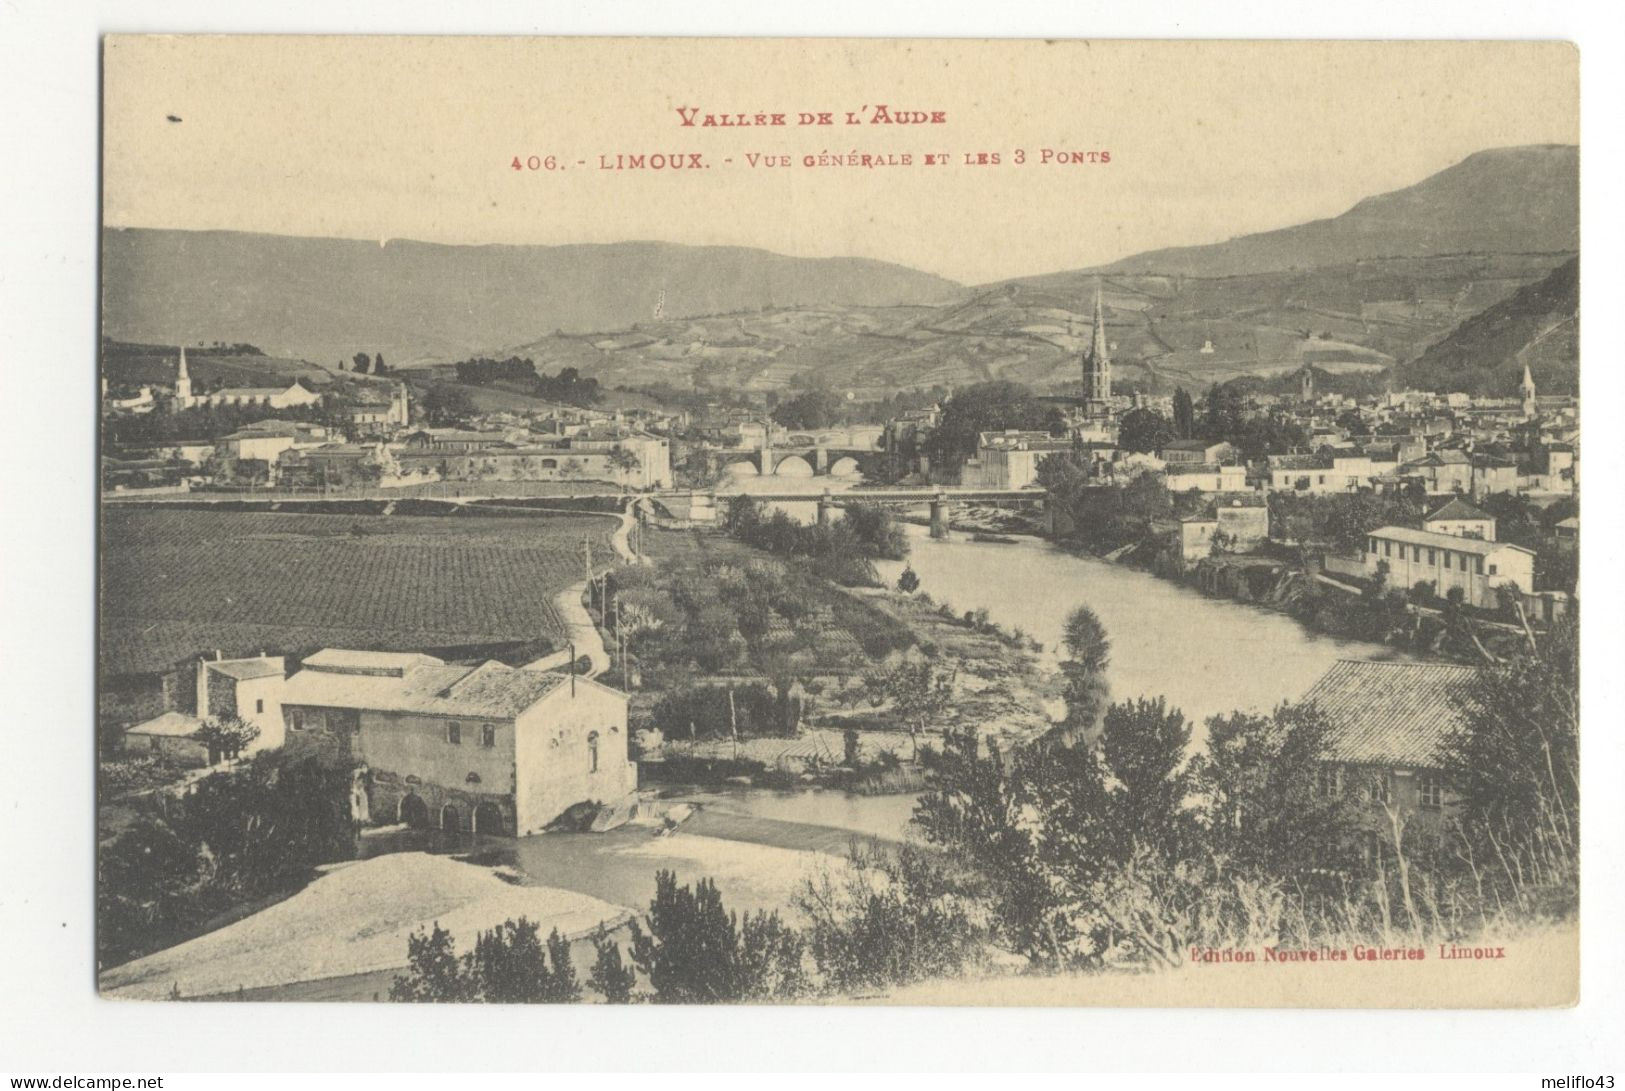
left=929, top=492, right=950, bottom=539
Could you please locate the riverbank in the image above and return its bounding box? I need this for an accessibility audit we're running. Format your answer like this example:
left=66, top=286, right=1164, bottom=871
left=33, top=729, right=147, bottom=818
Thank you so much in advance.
left=877, top=525, right=1403, bottom=731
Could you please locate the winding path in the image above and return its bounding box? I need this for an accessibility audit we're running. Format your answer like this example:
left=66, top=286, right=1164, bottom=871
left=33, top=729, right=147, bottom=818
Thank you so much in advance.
left=522, top=498, right=648, bottom=678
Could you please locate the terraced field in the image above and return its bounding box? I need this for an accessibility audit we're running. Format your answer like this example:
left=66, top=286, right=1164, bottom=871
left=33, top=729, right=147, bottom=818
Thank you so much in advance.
left=100, top=506, right=617, bottom=675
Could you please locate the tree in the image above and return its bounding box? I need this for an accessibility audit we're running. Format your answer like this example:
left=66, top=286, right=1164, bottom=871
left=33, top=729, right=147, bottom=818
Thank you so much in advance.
left=771, top=389, right=844, bottom=430
left=628, top=871, right=804, bottom=1002
left=869, top=660, right=956, bottom=761
left=352, top=352, right=371, bottom=374
left=390, top=917, right=581, bottom=1003
left=588, top=928, right=638, bottom=1002
left=421, top=384, right=476, bottom=426
left=607, top=446, right=641, bottom=482
left=193, top=714, right=260, bottom=765
left=1116, top=407, right=1175, bottom=454
left=1172, top=387, right=1195, bottom=439
left=914, top=729, right=1071, bottom=964
left=372, top=352, right=387, bottom=374
left=896, top=566, right=921, bottom=593
left=390, top=923, right=477, bottom=1002
left=1442, top=617, right=1578, bottom=858
left=1056, top=606, right=1111, bottom=742
left=467, top=918, right=580, bottom=1003
left=1190, top=702, right=1357, bottom=878
left=1098, top=697, right=1193, bottom=858
left=922, top=381, right=1063, bottom=472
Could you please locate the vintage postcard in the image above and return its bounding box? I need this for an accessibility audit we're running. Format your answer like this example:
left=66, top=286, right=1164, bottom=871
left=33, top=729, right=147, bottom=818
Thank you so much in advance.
left=96, top=36, right=1579, bottom=1007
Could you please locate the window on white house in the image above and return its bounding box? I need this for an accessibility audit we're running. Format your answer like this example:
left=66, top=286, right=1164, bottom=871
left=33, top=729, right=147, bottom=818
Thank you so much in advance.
left=481, top=724, right=495, bottom=748
left=255, top=698, right=264, bottom=714
left=1427, top=549, right=1436, bottom=565
left=588, top=731, right=600, bottom=773
left=1316, top=765, right=1342, bottom=798
left=447, top=721, right=462, bottom=745
left=1488, top=563, right=1498, bottom=575
left=1419, top=774, right=1444, bottom=810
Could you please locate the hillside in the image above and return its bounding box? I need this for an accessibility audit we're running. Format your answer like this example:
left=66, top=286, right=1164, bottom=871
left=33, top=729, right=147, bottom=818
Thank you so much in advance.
left=101, top=229, right=964, bottom=368
left=1402, top=257, right=1578, bottom=396
left=1085, top=145, right=1577, bottom=279
left=99, top=339, right=335, bottom=393
left=482, top=253, right=1570, bottom=397
left=101, top=145, right=1578, bottom=398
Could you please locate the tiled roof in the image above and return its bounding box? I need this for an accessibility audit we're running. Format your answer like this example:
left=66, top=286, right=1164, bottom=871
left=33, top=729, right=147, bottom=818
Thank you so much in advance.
left=1368, top=525, right=1530, bottom=558
left=1425, top=498, right=1492, bottom=523
left=215, top=387, right=297, bottom=398
left=1268, top=454, right=1329, bottom=470
left=302, top=648, right=444, bottom=675
left=1166, top=461, right=1238, bottom=475
left=205, top=657, right=284, bottom=682
left=284, top=656, right=568, bottom=718
left=1301, top=659, right=1478, bottom=768
left=125, top=711, right=204, bottom=738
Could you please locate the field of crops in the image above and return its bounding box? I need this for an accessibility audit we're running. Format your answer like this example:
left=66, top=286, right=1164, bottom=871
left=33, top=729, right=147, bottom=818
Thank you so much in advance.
left=100, top=507, right=618, bottom=675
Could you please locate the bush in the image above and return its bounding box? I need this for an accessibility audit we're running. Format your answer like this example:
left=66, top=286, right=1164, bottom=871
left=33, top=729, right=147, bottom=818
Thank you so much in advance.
left=588, top=928, right=638, bottom=1003
left=799, top=844, right=992, bottom=992
left=390, top=917, right=581, bottom=1003
left=628, top=871, right=805, bottom=1002
left=650, top=683, right=803, bottom=740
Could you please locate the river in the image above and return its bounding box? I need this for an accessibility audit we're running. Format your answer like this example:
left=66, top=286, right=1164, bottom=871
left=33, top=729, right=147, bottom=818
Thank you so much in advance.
left=876, top=524, right=1406, bottom=729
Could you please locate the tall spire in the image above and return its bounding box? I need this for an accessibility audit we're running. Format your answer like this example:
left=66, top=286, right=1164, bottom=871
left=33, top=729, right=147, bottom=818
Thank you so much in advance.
left=1082, top=280, right=1111, bottom=410
left=1520, top=359, right=1537, bottom=419
left=1090, top=281, right=1110, bottom=370
left=174, top=344, right=192, bottom=404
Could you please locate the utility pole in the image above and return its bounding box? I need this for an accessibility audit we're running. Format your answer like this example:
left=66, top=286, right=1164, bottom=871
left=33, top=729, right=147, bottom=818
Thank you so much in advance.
left=728, top=685, right=739, bottom=762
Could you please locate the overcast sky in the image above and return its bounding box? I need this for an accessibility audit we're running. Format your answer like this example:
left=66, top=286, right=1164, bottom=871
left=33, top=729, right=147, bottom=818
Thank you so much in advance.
left=103, top=37, right=1577, bottom=285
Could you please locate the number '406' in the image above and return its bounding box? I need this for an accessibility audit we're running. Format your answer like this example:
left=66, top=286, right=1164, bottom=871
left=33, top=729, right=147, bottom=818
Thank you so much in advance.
left=511, top=155, right=561, bottom=171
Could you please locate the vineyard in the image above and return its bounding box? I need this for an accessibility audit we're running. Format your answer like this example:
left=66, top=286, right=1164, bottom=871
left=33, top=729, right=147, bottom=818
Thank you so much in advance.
left=100, top=507, right=618, bottom=675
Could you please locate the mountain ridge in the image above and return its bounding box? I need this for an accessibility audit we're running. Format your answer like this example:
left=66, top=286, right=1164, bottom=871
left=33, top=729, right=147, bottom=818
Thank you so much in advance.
left=1071, top=145, right=1577, bottom=280
left=100, top=228, right=965, bottom=368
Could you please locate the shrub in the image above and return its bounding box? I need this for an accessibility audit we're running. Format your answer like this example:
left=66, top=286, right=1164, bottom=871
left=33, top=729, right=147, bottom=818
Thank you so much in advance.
left=798, top=844, right=993, bottom=993
left=588, top=928, right=638, bottom=1003
left=628, top=871, right=805, bottom=1002
left=390, top=917, right=581, bottom=1003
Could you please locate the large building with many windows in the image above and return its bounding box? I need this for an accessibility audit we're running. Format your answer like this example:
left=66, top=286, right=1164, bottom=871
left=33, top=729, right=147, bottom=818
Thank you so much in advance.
left=281, top=648, right=635, bottom=836
left=1362, top=525, right=1534, bottom=607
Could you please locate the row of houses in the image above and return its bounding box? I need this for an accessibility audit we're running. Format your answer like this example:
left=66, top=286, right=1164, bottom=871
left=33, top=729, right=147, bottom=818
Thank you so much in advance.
left=140, top=418, right=675, bottom=490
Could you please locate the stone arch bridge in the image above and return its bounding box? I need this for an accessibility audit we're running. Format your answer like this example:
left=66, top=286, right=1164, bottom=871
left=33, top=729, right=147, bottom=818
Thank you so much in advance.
left=723, top=487, right=1053, bottom=539
left=708, top=441, right=886, bottom=480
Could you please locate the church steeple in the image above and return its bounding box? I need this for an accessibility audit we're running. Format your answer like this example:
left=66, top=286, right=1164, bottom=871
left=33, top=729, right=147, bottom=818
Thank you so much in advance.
left=1520, top=359, right=1537, bottom=419
left=1082, top=281, right=1112, bottom=413
left=174, top=345, right=192, bottom=403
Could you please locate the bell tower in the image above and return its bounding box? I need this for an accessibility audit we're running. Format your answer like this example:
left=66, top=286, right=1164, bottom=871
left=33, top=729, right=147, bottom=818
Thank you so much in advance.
left=174, top=345, right=193, bottom=406
left=1082, top=282, right=1112, bottom=416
